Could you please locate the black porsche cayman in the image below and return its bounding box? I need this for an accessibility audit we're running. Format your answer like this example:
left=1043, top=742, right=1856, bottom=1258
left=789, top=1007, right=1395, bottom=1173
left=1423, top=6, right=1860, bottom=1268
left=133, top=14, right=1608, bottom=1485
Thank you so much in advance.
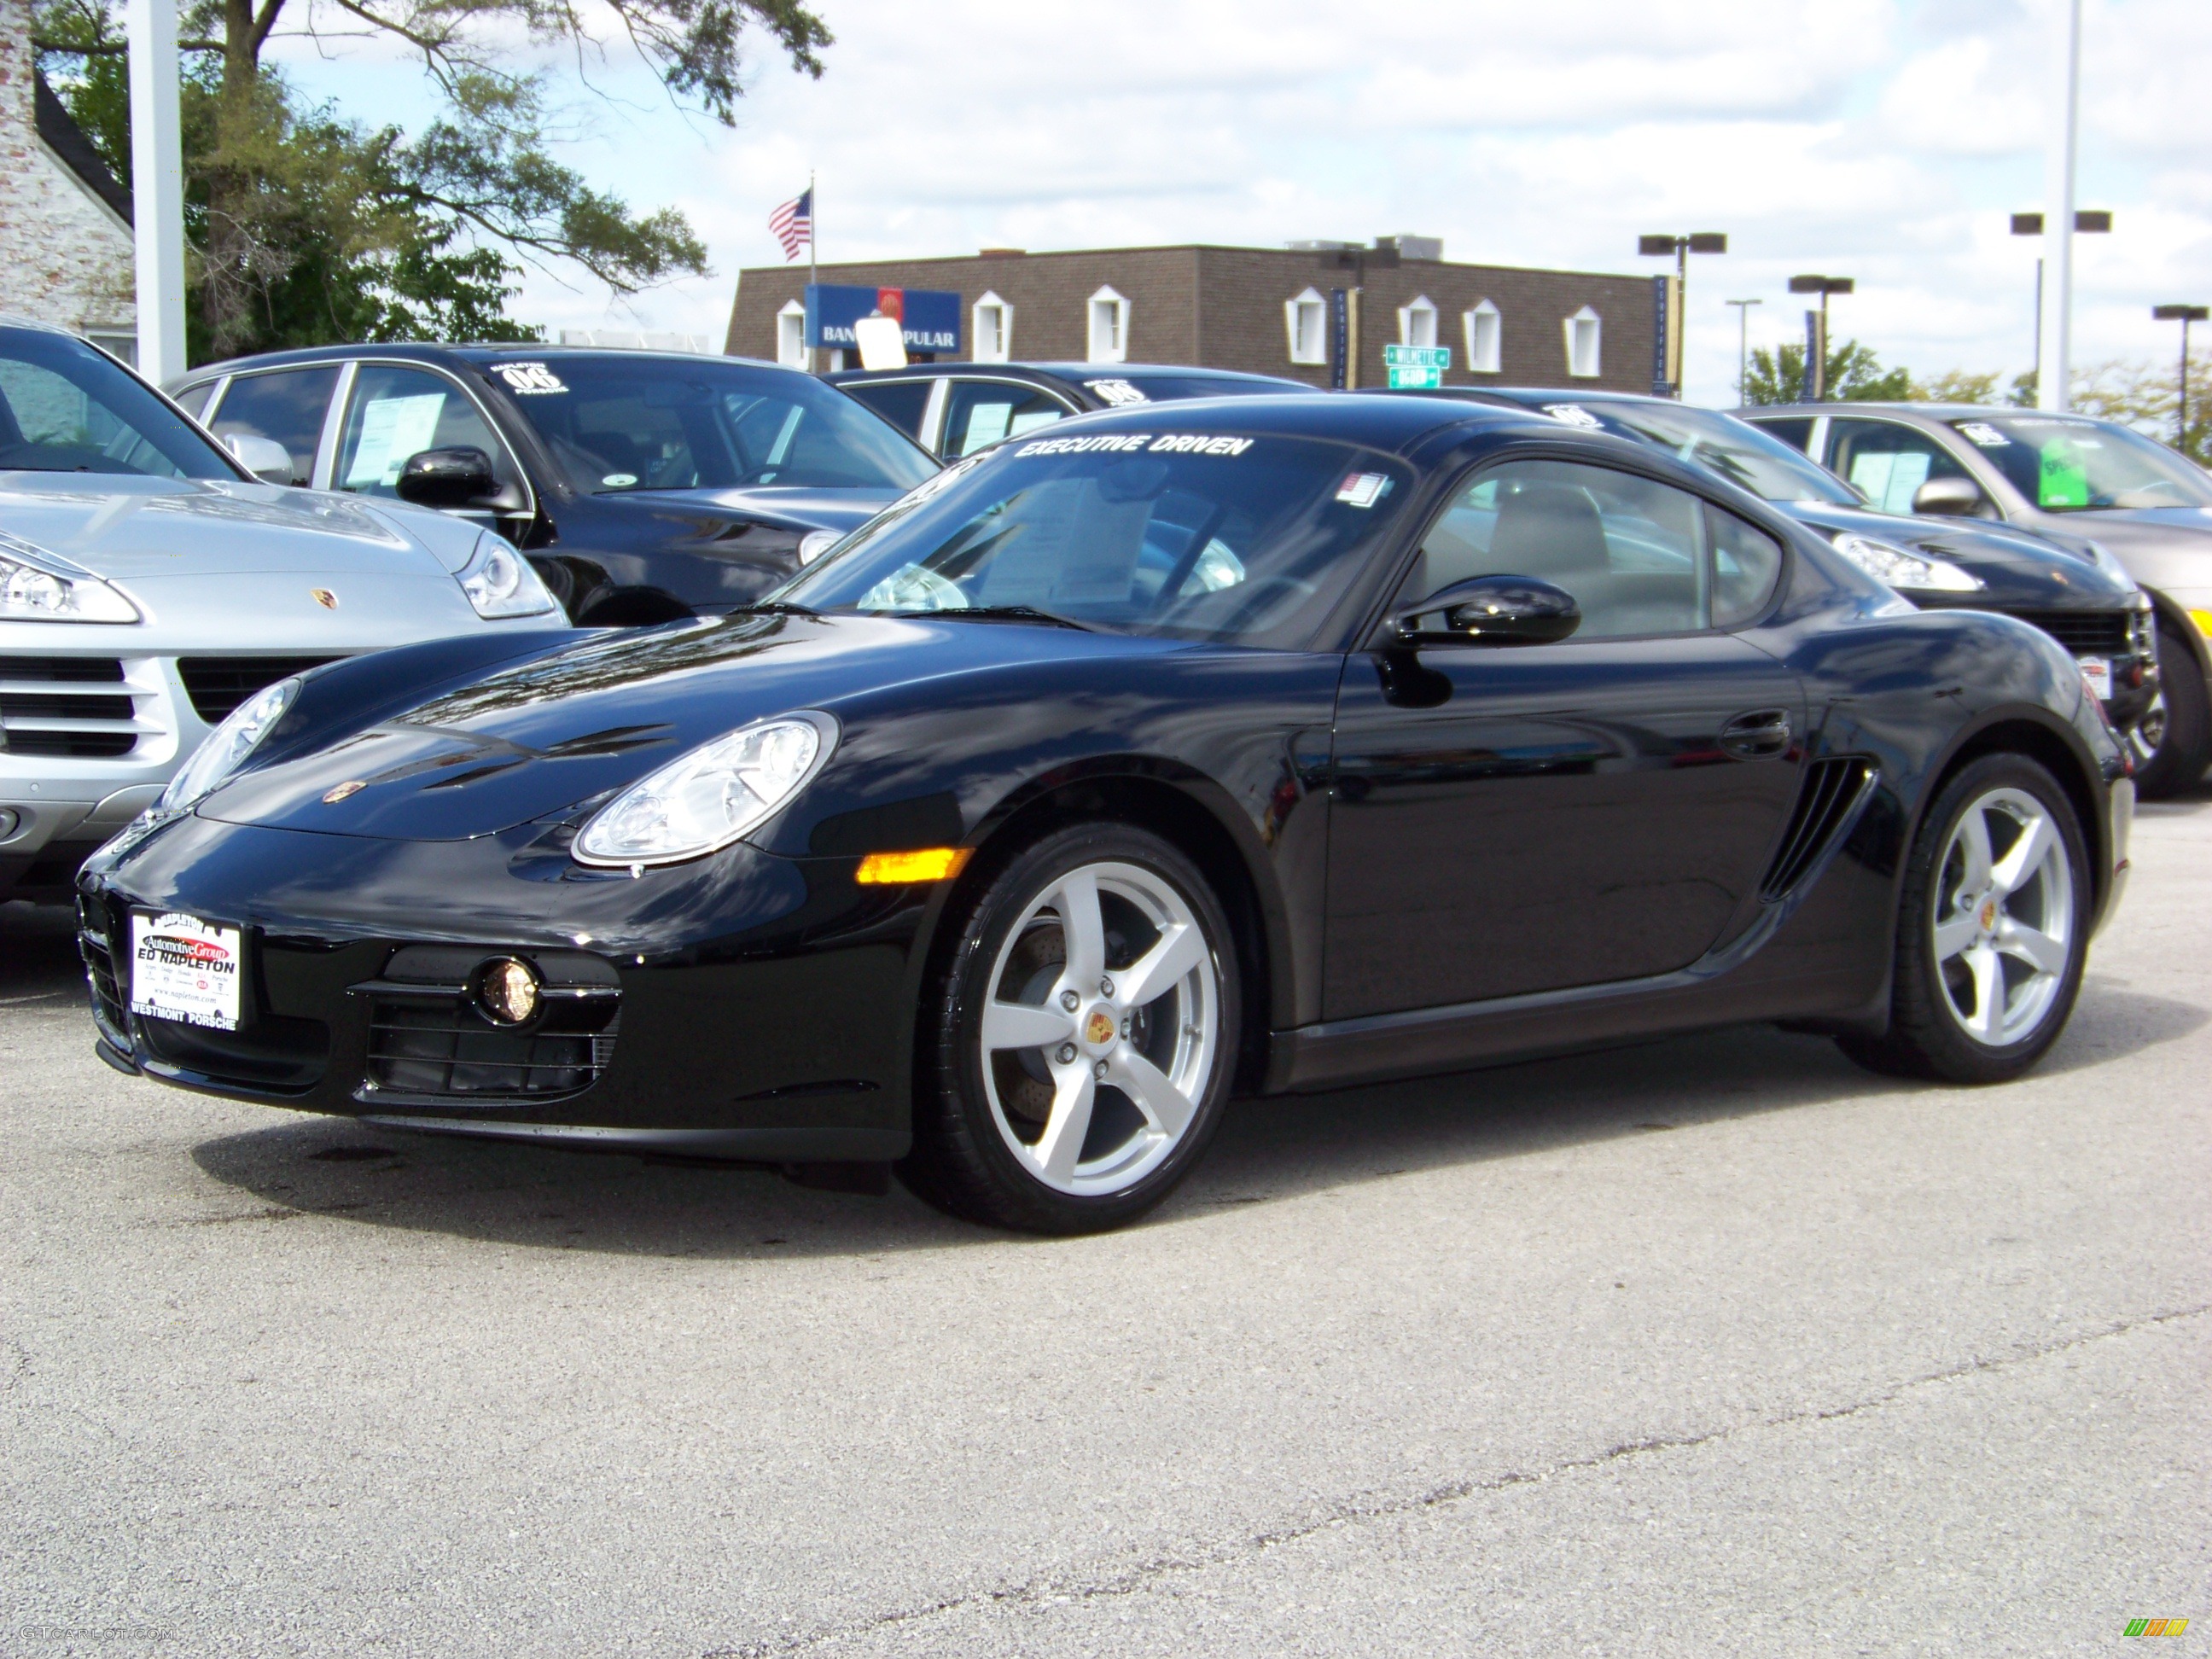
left=79, top=395, right=2133, bottom=1233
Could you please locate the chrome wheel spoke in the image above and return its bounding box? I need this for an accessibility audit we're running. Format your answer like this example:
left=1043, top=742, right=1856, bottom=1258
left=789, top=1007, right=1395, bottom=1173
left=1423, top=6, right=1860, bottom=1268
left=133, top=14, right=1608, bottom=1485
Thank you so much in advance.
left=1108, top=1048, right=1196, bottom=1140
left=983, top=998, right=1075, bottom=1054
left=1990, top=810, right=2055, bottom=897
left=1051, top=870, right=1108, bottom=989
left=1115, top=921, right=1207, bottom=1010
left=1995, top=917, right=2067, bottom=976
left=1965, top=943, right=2006, bottom=1043
left=1934, top=911, right=1979, bottom=963
left=1033, top=1064, right=1097, bottom=1185
left=1956, top=806, right=1995, bottom=891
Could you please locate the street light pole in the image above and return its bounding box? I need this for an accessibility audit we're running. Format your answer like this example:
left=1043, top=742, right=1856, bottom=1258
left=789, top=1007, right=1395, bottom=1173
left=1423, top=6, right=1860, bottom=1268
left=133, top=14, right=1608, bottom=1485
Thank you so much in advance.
left=125, top=0, right=186, bottom=382
left=1638, top=232, right=1726, bottom=399
left=2040, top=0, right=2084, bottom=412
left=1787, top=276, right=1854, bottom=401
left=1725, top=299, right=1761, bottom=404
left=2153, top=304, right=2208, bottom=450
left=2014, top=210, right=2106, bottom=401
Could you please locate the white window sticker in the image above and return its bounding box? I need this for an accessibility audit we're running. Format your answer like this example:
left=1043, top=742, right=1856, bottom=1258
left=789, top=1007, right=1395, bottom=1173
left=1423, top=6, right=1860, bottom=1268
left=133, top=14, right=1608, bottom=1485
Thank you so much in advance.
left=1958, top=422, right=2011, bottom=448
left=1085, top=378, right=1150, bottom=406
left=344, top=393, right=446, bottom=489
left=1541, top=404, right=1604, bottom=429
left=493, top=362, right=567, bottom=395
left=602, top=472, right=638, bottom=487
left=1336, top=472, right=1391, bottom=508
left=1145, top=434, right=1255, bottom=456
left=1014, top=433, right=1155, bottom=457
left=130, top=911, right=243, bottom=1031
left=2079, top=657, right=2112, bottom=701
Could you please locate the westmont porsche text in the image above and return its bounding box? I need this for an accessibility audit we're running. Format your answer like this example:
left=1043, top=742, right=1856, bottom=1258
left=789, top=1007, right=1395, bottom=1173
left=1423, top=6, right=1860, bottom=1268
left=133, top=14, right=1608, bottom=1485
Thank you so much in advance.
left=79, top=396, right=2130, bottom=1233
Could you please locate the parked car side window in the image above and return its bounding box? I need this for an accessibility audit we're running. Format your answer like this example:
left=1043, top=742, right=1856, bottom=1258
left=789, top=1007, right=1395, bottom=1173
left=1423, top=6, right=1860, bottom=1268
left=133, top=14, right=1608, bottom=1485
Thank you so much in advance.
left=171, top=381, right=217, bottom=421
left=841, top=380, right=933, bottom=441
left=335, top=365, right=515, bottom=499
left=940, top=381, right=1068, bottom=457
left=1404, top=459, right=1715, bottom=638
left=1705, top=505, right=1784, bottom=627
left=1752, top=416, right=1813, bottom=453
left=207, top=367, right=337, bottom=486
left=1825, top=418, right=1983, bottom=515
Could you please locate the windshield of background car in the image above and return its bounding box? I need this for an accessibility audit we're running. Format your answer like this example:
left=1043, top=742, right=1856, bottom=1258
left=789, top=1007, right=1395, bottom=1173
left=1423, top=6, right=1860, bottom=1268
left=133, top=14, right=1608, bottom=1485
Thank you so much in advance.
left=1947, top=416, right=2212, bottom=512
left=1098, top=375, right=1313, bottom=404
left=0, top=329, right=236, bottom=480
left=1545, top=399, right=1860, bottom=506
left=780, top=432, right=1415, bottom=649
left=485, top=356, right=937, bottom=496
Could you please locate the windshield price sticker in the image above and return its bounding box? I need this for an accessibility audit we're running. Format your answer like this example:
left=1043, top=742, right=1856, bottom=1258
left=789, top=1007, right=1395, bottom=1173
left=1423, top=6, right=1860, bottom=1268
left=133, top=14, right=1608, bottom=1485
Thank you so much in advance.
left=130, top=911, right=243, bottom=1030
left=1542, top=404, right=1604, bottom=429
left=1084, top=379, right=1150, bottom=406
left=492, top=362, right=567, bottom=396
left=1336, top=473, right=1391, bottom=508
left=1014, top=434, right=1256, bottom=459
left=1958, top=422, right=2011, bottom=448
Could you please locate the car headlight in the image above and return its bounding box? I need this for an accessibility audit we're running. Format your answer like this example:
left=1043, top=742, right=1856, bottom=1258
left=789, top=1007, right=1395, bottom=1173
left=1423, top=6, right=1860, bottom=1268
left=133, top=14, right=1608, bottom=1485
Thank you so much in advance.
left=456, top=531, right=559, bottom=620
left=797, top=529, right=841, bottom=566
left=159, top=676, right=300, bottom=811
left=1830, top=533, right=1982, bottom=593
left=0, top=536, right=141, bottom=623
left=573, top=712, right=837, bottom=869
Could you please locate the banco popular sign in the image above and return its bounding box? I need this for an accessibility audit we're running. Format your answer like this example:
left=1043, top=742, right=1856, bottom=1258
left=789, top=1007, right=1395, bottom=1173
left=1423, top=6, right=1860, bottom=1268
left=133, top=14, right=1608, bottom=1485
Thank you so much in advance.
left=806, top=284, right=962, bottom=354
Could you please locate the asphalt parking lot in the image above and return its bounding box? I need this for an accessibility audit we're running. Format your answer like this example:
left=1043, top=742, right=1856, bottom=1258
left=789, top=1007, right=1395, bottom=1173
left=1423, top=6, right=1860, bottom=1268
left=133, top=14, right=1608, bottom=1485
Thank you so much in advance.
left=3, top=806, right=2206, bottom=1658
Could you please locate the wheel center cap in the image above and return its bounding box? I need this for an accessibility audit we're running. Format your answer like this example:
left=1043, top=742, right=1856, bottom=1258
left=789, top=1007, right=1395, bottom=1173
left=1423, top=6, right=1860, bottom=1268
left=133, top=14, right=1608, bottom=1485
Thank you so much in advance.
left=1979, top=897, right=1999, bottom=933
left=1084, top=1008, right=1118, bottom=1049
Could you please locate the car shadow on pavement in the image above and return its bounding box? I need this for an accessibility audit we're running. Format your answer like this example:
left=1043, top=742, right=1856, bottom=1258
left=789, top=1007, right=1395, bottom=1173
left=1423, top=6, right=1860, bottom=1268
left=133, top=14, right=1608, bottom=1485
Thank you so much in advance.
left=183, top=975, right=2203, bottom=1260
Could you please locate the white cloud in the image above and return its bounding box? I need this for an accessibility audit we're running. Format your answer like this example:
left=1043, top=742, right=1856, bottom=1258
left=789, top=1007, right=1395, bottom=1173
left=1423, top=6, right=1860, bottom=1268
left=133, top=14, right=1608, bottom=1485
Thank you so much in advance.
left=272, top=0, right=2212, bottom=404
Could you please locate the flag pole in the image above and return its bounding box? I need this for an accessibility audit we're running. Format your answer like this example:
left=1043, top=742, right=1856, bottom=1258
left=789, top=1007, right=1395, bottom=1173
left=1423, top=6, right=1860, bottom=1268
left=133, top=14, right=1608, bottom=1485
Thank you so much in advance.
left=807, top=170, right=818, bottom=374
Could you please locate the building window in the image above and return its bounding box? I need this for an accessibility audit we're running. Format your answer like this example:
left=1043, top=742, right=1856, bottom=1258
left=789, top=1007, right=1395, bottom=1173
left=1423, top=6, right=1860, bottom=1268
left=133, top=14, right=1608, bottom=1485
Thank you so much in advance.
left=1284, top=288, right=1328, bottom=365
left=972, top=292, right=1012, bottom=363
left=1564, top=306, right=1602, bottom=378
left=1398, top=294, right=1438, bottom=350
left=1463, top=300, right=1501, bottom=374
left=1087, top=286, right=1129, bottom=364
left=776, top=300, right=806, bottom=369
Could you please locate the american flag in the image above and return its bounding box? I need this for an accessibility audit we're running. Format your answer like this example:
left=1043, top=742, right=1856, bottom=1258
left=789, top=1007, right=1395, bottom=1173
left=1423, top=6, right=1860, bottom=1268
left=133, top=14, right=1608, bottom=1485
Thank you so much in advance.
left=769, top=189, right=812, bottom=261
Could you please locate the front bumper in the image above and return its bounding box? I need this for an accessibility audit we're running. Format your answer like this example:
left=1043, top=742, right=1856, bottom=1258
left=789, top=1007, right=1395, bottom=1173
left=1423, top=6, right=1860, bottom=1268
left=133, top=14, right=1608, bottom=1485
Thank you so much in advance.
left=77, top=814, right=930, bottom=1160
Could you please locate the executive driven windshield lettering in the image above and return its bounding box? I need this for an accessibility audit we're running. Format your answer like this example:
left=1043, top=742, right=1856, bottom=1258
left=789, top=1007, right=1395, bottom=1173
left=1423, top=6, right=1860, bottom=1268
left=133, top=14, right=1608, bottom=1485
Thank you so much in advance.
left=1013, top=433, right=1257, bottom=458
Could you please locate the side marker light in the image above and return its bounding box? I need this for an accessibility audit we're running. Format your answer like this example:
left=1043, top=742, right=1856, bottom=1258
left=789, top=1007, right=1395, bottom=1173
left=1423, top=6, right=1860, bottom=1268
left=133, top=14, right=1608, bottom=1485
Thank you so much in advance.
left=2190, top=608, right=2212, bottom=639
left=855, top=847, right=973, bottom=884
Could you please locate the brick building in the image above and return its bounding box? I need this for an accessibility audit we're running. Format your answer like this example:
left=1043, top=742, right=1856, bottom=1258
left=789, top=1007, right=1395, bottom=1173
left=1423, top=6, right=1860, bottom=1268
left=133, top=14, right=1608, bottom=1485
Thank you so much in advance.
left=0, top=1, right=136, bottom=354
left=725, top=240, right=1663, bottom=395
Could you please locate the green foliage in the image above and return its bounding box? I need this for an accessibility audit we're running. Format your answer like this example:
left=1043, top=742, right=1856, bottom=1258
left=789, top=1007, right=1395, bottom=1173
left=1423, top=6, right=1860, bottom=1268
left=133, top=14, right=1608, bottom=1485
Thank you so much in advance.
left=1741, top=338, right=1916, bottom=405
left=34, top=0, right=826, bottom=362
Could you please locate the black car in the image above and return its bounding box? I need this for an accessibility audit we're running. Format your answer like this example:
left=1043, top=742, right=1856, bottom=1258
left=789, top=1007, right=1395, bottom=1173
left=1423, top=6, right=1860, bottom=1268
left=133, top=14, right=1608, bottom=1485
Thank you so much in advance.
left=81, top=396, right=2131, bottom=1234
left=827, top=361, right=1314, bottom=460
left=1738, top=401, right=2212, bottom=795
left=169, top=346, right=939, bottom=626
left=1391, top=387, right=2158, bottom=756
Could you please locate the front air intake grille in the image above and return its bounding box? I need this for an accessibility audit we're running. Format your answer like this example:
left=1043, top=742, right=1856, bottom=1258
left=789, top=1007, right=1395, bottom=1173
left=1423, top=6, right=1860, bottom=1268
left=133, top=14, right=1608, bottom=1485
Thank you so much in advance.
left=177, top=655, right=341, bottom=724
left=357, top=946, right=621, bottom=1104
left=77, top=894, right=127, bottom=1043
left=1761, top=758, right=1876, bottom=899
left=1998, top=608, right=2133, bottom=657
left=0, top=655, right=142, bottom=757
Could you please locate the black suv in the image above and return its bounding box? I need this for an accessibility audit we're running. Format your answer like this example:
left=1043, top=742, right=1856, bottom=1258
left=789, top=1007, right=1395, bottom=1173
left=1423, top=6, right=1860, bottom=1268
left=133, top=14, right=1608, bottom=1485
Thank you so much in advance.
left=828, top=362, right=1313, bottom=460
left=170, top=346, right=938, bottom=625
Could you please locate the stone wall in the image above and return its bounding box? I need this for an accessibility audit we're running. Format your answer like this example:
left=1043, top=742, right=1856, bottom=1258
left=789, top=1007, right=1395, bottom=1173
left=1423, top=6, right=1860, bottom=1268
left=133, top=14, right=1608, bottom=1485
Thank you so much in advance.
left=0, top=0, right=136, bottom=339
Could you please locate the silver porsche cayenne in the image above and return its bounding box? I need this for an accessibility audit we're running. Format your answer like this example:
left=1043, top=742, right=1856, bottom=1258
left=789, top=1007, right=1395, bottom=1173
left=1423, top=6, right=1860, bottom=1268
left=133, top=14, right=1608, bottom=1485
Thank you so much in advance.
left=0, top=318, right=566, bottom=899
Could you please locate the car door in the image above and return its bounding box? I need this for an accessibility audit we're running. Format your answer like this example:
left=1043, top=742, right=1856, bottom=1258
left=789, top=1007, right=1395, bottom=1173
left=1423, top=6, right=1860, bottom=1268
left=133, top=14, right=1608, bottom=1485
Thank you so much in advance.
left=938, top=378, right=1075, bottom=459
left=1324, top=457, right=1806, bottom=1019
left=1823, top=416, right=1995, bottom=517
left=328, top=363, right=532, bottom=536
left=203, top=365, right=341, bottom=486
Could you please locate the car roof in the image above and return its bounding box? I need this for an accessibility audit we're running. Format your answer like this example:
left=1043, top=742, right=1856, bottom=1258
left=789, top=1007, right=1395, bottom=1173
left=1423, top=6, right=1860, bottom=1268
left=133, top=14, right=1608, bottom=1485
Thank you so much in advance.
left=998, top=390, right=1534, bottom=453
left=828, top=361, right=1312, bottom=391
left=1735, top=402, right=2098, bottom=422
left=182, top=342, right=795, bottom=380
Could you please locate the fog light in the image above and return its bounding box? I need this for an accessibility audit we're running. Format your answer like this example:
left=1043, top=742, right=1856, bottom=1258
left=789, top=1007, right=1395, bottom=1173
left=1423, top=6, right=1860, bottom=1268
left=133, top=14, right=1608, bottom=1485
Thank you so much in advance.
left=478, top=957, right=541, bottom=1025
left=0, top=807, right=19, bottom=840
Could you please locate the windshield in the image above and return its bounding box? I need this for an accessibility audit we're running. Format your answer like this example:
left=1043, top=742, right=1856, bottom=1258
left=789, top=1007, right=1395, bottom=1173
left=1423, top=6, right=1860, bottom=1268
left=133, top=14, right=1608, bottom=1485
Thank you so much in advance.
left=484, top=355, right=937, bottom=495
left=1947, top=416, right=2212, bottom=512
left=1537, top=399, right=1860, bottom=505
left=0, top=329, right=236, bottom=480
left=1085, top=374, right=1311, bottom=405
left=778, top=430, right=1412, bottom=649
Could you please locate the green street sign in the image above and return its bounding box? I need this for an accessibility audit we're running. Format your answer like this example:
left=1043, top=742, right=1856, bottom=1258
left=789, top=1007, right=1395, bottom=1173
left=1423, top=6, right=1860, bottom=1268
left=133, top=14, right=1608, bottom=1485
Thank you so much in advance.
left=1386, top=365, right=1442, bottom=389
left=1383, top=345, right=1451, bottom=369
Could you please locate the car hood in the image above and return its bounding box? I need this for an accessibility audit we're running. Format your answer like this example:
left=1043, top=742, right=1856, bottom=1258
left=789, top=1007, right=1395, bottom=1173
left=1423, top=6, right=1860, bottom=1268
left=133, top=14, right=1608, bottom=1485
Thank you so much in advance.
left=198, top=610, right=1179, bottom=842
left=2062, top=508, right=2212, bottom=552
left=1781, top=503, right=2137, bottom=603
left=610, top=485, right=902, bottom=536
left=0, top=471, right=480, bottom=578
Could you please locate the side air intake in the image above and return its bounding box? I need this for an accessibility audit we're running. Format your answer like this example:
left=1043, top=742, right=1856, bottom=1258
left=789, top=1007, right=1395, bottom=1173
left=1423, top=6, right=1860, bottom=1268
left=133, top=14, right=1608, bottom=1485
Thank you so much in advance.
left=1761, top=758, right=1875, bottom=899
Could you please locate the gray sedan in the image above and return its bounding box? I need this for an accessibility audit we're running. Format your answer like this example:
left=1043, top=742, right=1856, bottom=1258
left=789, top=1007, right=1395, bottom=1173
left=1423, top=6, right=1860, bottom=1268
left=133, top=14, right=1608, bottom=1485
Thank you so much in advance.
left=0, top=318, right=565, bottom=899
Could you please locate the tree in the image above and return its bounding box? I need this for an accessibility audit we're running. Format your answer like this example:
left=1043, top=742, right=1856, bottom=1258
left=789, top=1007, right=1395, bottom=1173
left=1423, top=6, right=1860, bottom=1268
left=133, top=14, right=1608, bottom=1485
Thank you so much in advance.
left=33, top=0, right=829, bottom=359
left=1740, top=338, right=1917, bottom=405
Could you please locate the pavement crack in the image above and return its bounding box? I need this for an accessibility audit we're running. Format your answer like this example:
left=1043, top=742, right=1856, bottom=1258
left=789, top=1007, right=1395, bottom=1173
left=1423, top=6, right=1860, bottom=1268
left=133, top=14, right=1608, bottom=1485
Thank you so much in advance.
left=707, top=1300, right=2211, bottom=1657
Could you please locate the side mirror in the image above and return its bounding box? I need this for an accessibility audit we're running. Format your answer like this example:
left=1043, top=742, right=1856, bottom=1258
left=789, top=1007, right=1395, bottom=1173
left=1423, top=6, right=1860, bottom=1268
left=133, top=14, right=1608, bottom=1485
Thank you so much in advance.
left=1390, top=574, right=1581, bottom=648
left=1912, top=476, right=1982, bottom=517
left=396, top=445, right=499, bottom=509
left=224, top=432, right=296, bottom=486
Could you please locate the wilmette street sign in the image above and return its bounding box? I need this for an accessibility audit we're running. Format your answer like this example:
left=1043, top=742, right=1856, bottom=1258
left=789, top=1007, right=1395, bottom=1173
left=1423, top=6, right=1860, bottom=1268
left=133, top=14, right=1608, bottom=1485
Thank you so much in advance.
left=1383, top=344, right=1451, bottom=389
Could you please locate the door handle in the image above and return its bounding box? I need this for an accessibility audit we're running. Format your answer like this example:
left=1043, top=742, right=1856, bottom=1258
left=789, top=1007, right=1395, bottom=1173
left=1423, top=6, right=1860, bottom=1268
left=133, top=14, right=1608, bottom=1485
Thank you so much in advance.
left=1719, top=708, right=1792, bottom=760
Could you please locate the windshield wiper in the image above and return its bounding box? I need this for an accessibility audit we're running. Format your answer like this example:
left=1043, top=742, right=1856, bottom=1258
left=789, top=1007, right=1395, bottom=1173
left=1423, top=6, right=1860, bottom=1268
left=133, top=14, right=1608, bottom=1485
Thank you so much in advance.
left=923, top=604, right=1095, bottom=632
left=744, top=600, right=818, bottom=617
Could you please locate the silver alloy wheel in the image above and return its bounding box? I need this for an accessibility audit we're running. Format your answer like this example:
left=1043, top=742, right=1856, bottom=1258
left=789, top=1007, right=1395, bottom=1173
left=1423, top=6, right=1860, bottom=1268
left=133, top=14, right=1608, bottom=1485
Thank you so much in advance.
left=2127, top=690, right=2167, bottom=772
left=977, top=859, right=1220, bottom=1196
left=1932, top=785, right=2075, bottom=1047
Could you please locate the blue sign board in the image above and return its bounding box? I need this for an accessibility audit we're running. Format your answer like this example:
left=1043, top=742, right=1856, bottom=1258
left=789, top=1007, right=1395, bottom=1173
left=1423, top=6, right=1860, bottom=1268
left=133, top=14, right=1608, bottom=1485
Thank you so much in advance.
left=805, top=283, right=962, bottom=354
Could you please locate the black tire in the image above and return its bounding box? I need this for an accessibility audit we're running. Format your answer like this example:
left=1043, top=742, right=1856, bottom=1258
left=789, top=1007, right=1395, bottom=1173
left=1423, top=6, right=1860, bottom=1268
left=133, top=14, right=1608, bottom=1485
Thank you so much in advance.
left=2133, top=620, right=2210, bottom=798
left=899, top=823, right=1240, bottom=1234
left=1837, top=753, right=2090, bottom=1084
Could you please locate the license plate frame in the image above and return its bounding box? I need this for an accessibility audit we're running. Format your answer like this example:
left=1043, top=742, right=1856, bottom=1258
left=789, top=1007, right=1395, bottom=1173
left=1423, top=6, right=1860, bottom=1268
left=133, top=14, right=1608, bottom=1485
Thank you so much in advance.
left=129, top=911, right=246, bottom=1032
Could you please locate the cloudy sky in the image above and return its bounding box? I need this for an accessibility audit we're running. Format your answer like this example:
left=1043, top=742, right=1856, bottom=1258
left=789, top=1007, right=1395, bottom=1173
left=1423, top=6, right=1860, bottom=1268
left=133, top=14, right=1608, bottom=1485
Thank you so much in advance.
left=275, top=0, right=2212, bottom=406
